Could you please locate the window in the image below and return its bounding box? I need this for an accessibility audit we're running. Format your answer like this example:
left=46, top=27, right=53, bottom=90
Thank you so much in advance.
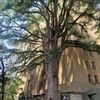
left=86, top=61, right=96, bottom=70
left=91, top=61, right=96, bottom=70
left=88, top=74, right=92, bottom=83
left=85, top=60, right=90, bottom=69
left=88, top=74, right=99, bottom=84
left=94, top=75, right=99, bottom=84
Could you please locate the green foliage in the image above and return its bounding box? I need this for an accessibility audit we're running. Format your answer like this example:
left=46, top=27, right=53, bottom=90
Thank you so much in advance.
left=0, top=1, right=100, bottom=99
left=0, top=64, right=24, bottom=100
left=4, top=75, right=24, bottom=100
left=47, top=47, right=62, bottom=60
left=0, top=0, right=100, bottom=75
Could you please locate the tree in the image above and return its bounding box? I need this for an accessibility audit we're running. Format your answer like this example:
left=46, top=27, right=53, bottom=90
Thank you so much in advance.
left=0, top=42, right=8, bottom=100
left=4, top=76, right=23, bottom=100
left=0, top=42, right=23, bottom=100
left=0, top=58, right=6, bottom=100
left=0, top=57, right=24, bottom=100
left=0, top=0, right=100, bottom=100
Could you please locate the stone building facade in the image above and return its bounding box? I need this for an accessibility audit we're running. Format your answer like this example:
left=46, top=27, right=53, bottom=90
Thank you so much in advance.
left=22, top=47, right=100, bottom=100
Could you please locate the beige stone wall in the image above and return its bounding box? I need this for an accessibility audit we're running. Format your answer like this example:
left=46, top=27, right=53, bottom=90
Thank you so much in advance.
left=23, top=47, right=100, bottom=95
left=59, top=47, right=100, bottom=93
left=24, top=65, right=46, bottom=95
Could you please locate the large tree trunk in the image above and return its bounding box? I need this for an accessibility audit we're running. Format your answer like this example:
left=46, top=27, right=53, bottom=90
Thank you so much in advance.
left=42, top=30, right=61, bottom=100
left=46, top=56, right=60, bottom=100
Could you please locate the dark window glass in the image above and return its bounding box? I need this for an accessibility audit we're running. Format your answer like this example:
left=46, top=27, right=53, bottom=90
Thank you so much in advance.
left=88, top=74, right=99, bottom=84
left=86, top=60, right=90, bottom=69
left=88, top=74, right=91, bottom=83
left=94, top=75, right=99, bottom=84
left=92, top=61, right=96, bottom=70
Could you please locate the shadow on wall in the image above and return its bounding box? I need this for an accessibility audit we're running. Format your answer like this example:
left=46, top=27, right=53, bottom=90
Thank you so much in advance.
left=59, top=47, right=89, bottom=85
left=24, top=47, right=99, bottom=96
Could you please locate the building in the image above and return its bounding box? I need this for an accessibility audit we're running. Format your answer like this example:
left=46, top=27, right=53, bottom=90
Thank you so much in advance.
left=21, top=47, right=100, bottom=100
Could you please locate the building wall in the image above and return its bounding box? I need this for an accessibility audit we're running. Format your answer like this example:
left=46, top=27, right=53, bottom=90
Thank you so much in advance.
left=59, top=47, right=100, bottom=93
left=23, top=47, right=100, bottom=96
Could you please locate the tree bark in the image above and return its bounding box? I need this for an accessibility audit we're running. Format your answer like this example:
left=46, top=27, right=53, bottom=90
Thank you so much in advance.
left=46, top=56, right=60, bottom=100
left=0, top=59, right=5, bottom=100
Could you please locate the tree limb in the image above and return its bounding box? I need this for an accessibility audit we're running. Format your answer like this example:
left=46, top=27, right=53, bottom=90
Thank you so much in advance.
left=64, top=40, right=100, bottom=52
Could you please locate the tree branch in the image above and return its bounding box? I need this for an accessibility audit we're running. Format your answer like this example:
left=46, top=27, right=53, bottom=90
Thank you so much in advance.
left=64, top=40, right=100, bottom=52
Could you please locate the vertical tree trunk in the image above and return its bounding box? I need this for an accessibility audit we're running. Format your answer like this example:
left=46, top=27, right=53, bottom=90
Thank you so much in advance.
left=46, top=56, right=60, bottom=100
left=0, top=59, right=5, bottom=100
